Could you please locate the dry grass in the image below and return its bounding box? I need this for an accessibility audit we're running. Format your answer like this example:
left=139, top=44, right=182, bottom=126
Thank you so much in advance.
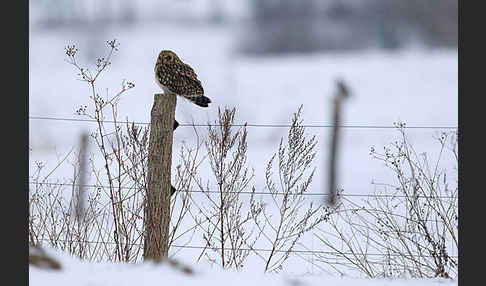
left=314, top=125, right=458, bottom=278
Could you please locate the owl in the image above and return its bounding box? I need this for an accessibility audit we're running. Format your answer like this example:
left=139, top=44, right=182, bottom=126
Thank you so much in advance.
left=154, top=50, right=211, bottom=107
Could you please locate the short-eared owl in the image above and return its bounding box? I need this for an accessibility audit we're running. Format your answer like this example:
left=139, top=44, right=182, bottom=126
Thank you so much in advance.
left=154, top=50, right=211, bottom=107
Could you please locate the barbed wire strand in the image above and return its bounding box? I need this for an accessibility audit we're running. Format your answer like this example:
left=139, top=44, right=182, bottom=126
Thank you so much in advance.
left=28, top=181, right=456, bottom=199
left=33, top=238, right=457, bottom=259
left=29, top=116, right=458, bottom=130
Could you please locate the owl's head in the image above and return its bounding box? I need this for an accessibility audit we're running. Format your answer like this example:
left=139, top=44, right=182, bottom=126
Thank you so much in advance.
left=157, top=50, right=180, bottom=66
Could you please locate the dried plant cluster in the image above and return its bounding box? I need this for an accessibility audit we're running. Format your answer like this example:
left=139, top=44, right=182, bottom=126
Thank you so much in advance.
left=314, top=124, right=458, bottom=279
left=259, top=106, right=331, bottom=272
left=30, top=40, right=145, bottom=262
left=198, top=107, right=258, bottom=269
left=29, top=40, right=458, bottom=278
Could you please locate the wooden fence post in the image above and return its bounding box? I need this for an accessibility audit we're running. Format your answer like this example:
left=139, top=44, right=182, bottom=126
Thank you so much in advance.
left=326, top=80, right=350, bottom=207
left=144, top=93, right=176, bottom=260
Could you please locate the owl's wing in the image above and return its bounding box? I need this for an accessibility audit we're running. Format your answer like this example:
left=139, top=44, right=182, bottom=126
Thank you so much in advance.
left=156, top=63, right=204, bottom=97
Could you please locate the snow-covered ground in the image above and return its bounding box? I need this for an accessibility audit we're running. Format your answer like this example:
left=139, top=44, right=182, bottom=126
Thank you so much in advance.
left=30, top=246, right=456, bottom=286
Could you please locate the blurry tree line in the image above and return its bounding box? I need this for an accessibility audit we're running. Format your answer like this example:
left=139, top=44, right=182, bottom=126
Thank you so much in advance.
left=30, top=0, right=457, bottom=53
left=29, top=0, right=228, bottom=29
left=242, top=0, right=457, bottom=54
left=30, top=0, right=137, bottom=29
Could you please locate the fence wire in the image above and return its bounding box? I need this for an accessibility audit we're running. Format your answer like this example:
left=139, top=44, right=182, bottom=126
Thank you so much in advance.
left=29, top=116, right=458, bottom=130
left=28, top=181, right=456, bottom=199
left=33, top=238, right=458, bottom=259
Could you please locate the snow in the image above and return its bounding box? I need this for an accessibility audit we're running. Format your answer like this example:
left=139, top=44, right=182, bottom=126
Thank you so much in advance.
left=30, top=246, right=456, bottom=286
left=29, top=17, right=458, bottom=284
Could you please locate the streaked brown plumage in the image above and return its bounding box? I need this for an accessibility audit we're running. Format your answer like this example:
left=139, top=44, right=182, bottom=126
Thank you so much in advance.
left=154, top=50, right=211, bottom=107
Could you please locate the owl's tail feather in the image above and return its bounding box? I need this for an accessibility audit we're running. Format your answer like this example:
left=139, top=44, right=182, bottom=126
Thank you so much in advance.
left=189, top=95, right=211, bottom=107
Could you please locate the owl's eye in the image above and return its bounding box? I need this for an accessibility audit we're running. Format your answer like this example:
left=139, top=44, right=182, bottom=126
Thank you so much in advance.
left=164, top=55, right=172, bottom=61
